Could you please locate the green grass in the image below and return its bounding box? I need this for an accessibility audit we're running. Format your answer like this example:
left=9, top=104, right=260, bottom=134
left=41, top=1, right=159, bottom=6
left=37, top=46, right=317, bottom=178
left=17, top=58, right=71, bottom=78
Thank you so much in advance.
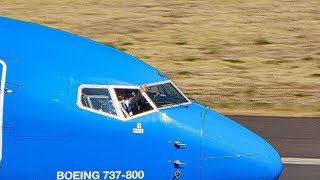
left=121, top=42, right=134, bottom=46
left=245, top=87, right=256, bottom=96
left=255, top=37, right=272, bottom=45
left=175, top=40, right=188, bottom=45
left=290, top=65, right=299, bottom=69
left=294, top=93, right=311, bottom=97
left=183, top=56, right=199, bottom=62
left=177, top=71, right=192, bottom=75
left=303, top=56, right=313, bottom=61
left=311, top=73, right=320, bottom=77
left=296, top=35, right=306, bottom=39
left=207, top=49, right=218, bottom=54
left=223, top=59, right=244, bottom=63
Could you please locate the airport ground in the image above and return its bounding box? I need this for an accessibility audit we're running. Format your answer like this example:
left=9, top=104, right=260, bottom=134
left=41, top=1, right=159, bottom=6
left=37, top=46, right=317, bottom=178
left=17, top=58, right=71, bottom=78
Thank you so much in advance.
left=229, top=115, right=320, bottom=180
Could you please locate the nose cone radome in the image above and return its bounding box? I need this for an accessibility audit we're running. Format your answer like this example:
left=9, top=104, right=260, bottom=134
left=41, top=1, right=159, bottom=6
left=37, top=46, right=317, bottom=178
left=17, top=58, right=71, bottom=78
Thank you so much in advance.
left=201, top=110, right=282, bottom=179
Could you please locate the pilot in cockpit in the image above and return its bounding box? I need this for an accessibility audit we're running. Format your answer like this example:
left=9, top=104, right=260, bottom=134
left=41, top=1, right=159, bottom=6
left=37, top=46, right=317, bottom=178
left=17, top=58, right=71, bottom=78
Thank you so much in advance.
left=116, top=85, right=148, bottom=116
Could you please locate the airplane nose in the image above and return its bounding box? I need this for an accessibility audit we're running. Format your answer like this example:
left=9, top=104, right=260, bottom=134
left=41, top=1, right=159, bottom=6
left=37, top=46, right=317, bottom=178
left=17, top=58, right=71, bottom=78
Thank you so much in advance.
left=201, top=110, right=282, bottom=179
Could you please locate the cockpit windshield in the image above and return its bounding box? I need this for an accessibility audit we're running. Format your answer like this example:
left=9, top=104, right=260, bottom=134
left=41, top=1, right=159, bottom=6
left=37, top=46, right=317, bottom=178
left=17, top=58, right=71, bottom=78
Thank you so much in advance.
left=77, top=81, right=189, bottom=120
left=145, top=83, right=189, bottom=108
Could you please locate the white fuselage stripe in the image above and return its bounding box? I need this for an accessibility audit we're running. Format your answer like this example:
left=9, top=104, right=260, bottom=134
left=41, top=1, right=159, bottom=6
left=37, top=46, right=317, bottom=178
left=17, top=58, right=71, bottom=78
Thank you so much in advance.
left=282, top=158, right=320, bottom=165
left=0, top=59, right=7, bottom=162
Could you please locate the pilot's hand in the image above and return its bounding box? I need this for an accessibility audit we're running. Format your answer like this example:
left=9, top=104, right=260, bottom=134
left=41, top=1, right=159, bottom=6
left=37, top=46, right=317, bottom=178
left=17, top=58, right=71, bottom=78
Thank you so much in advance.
left=139, top=85, right=148, bottom=92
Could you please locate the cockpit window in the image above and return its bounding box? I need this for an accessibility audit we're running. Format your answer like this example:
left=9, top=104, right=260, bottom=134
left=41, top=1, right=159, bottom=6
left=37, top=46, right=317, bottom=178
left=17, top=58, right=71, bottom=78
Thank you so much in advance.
left=114, top=87, right=153, bottom=118
left=77, top=81, right=189, bottom=120
left=81, top=87, right=117, bottom=116
left=145, top=83, right=188, bottom=108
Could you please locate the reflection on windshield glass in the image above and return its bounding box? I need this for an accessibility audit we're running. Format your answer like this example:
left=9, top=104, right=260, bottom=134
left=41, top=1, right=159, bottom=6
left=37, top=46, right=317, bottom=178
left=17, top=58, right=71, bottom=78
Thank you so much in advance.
left=81, top=88, right=117, bottom=115
left=146, top=83, right=188, bottom=108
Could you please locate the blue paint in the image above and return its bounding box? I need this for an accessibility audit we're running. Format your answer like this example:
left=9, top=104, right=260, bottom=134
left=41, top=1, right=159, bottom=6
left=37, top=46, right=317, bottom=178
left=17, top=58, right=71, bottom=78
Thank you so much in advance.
left=0, top=17, right=282, bottom=179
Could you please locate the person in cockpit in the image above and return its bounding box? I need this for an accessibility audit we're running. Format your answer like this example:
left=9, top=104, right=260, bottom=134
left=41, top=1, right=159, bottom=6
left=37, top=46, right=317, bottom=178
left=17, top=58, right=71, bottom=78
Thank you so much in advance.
left=117, top=85, right=148, bottom=116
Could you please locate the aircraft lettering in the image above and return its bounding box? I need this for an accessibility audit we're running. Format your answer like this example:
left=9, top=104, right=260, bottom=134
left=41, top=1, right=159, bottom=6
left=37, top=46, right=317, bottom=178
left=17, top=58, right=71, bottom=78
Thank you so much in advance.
left=57, top=171, right=100, bottom=180
left=57, top=170, right=144, bottom=180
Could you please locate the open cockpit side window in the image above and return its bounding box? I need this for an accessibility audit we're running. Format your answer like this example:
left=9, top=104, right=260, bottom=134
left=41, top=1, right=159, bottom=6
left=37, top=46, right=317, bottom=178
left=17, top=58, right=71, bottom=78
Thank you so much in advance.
left=114, top=88, right=153, bottom=118
left=77, top=85, right=156, bottom=120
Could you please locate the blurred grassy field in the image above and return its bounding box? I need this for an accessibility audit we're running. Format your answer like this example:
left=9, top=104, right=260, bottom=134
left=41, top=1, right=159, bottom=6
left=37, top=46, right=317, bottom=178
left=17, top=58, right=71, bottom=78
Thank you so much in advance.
left=1, top=0, right=319, bottom=116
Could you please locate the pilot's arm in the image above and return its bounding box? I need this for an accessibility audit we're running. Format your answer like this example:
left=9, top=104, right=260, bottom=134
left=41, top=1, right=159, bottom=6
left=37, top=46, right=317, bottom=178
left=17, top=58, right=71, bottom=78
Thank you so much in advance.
left=129, top=85, right=148, bottom=104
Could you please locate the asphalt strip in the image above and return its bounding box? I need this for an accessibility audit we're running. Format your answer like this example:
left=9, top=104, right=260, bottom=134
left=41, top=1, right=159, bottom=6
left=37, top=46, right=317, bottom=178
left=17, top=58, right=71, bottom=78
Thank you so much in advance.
left=282, top=158, right=320, bottom=165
